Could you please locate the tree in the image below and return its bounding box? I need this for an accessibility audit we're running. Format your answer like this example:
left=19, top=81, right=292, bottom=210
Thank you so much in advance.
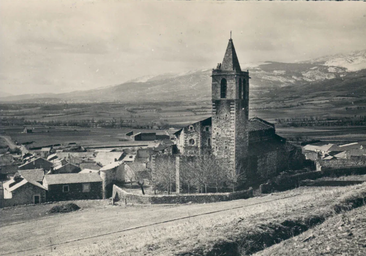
left=124, top=163, right=150, bottom=195
left=181, top=154, right=226, bottom=193
left=224, top=160, right=248, bottom=192
left=153, top=155, right=176, bottom=194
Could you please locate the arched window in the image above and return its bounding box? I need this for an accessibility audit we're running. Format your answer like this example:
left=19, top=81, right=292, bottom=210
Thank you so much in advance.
left=188, top=125, right=194, bottom=132
left=238, top=78, right=242, bottom=99
left=189, top=139, right=195, bottom=145
left=220, top=78, right=227, bottom=98
left=207, top=138, right=211, bottom=147
left=242, top=79, right=246, bottom=99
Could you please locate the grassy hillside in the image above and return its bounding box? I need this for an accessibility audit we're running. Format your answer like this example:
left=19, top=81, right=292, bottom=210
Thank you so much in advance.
left=255, top=205, right=366, bottom=256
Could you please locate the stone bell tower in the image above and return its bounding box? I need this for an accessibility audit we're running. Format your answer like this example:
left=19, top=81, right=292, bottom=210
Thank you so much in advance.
left=211, top=37, right=250, bottom=177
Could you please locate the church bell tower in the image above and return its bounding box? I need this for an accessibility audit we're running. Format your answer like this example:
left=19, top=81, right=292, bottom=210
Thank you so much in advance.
left=211, top=37, right=249, bottom=177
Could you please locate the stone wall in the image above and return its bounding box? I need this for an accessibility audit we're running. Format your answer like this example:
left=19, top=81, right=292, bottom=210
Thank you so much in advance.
left=319, top=159, right=366, bottom=169
left=112, top=185, right=253, bottom=205
left=260, top=166, right=366, bottom=194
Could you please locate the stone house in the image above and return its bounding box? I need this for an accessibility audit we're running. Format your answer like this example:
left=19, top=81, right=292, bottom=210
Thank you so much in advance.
left=1, top=175, right=47, bottom=207
left=43, top=173, right=102, bottom=201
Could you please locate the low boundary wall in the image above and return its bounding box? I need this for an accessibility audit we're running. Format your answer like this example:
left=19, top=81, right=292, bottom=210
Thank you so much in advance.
left=112, top=185, right=253, bottom=205
left=260, top=166, right=366, bottom=193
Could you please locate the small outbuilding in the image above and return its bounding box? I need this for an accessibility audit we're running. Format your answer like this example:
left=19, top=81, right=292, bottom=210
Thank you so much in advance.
left=132, top=132, right=156, bottom=141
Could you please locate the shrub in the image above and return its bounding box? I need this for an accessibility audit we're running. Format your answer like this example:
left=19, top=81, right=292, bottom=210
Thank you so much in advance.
left=48, top=203, right=80, bottom=214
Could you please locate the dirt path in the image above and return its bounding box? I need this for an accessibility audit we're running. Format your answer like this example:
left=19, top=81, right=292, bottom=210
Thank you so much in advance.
left=0, top=191, right=304, bottom=256
left=0, top=135, right=17, bottom=150
left=0, top=186, right=351, bottom=256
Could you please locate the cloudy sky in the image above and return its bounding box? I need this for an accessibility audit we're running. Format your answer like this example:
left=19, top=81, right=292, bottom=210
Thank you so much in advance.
left=1, top=1, right=365, bottom=95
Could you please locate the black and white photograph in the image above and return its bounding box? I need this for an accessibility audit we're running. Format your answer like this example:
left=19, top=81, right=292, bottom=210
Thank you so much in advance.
left=1, top=0, right=366, bottom=255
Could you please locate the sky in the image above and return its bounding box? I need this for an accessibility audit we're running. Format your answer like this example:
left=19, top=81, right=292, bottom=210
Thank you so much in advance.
left=1, top=0, right=365, bottom=95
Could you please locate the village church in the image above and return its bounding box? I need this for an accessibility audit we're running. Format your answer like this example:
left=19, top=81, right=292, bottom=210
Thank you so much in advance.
left=174, top=38, right=304, bottom=187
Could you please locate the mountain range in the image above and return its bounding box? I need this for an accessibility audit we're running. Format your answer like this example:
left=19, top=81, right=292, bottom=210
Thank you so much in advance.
left=1, top=50, right=366, bottom=104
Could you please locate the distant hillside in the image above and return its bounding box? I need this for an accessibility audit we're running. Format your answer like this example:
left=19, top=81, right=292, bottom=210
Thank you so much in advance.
left=1, top=50, right=366, bottom=104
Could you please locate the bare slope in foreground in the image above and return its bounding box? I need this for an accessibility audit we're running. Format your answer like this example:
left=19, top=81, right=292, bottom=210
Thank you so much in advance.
left=1, top=185, right=366, bottom=256
left=255, top=205, right=366, bottom=256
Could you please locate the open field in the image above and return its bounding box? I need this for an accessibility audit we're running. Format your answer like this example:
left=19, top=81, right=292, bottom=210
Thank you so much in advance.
left=0, top=124, right=364, bottom=150
left=255, top=205, right=366, bottom=256
left=276, top=126, right=366, bottom=143
left=1, top=184, right=366, bottom=256
left=0, top=126, right=162, bottom=149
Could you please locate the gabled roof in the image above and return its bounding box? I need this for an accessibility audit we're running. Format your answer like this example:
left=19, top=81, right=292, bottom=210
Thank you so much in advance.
left=18, top=169, right=44, bottom=182
left=44, top=173, right=102, bottom=185
left=18, top=157, right=52, bottom=168
left=5, top=178, right=46, bottom=192
left=221, top=39, right=241, bottom=72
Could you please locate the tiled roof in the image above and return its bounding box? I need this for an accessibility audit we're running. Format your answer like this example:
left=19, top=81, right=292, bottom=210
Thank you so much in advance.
left=18, top=157, right=52, bottom=169
left=248, top=118, right=275, bottom=132
left=79, top=169, right=100, bottom=174
left=100, top=161, right=123, bottom=171
left=6, top=178, right=46, bottom=192
left=18, top=169, right=44, bottom=182
left=94, top=152, right=124, bottom=166
left=44, top=173, right=102, bottom=185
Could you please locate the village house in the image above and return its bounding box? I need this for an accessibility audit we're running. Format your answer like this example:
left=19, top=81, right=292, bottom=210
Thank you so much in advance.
left=43, top=173, right=102, bottom=201
left=0, top=153, right=18, bottom=180
left=1, top=174, right=47, bottom=207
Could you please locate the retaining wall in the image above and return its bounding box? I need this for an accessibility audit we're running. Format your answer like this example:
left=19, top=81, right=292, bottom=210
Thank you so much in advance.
left=112, top=185, right=253, bottom=205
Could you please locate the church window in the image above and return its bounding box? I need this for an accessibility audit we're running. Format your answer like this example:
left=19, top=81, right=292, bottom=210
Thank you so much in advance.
left=205, top=126, right=210, bottom=132
left=239, top=78, right=242, bottom=99
left=188, top=125, right=194, bottom=132
left=220, top=78, right=227, bottom=98
left=207, top=138, right=211, bottom=146
left=189, top=139, right=195, bottom=145
left=242, top=79, right=246, bottom=99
